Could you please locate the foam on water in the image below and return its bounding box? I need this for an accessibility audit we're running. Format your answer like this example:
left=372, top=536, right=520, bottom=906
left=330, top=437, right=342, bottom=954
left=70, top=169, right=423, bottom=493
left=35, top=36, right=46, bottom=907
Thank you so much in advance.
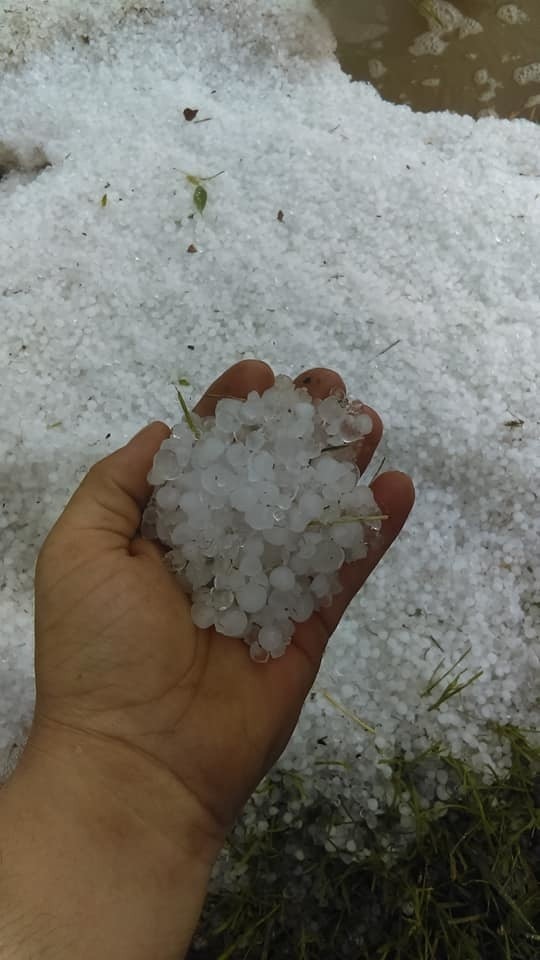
left=513, top=62, right=540, bottom=85
left=497, top=4, right=529, bottom=26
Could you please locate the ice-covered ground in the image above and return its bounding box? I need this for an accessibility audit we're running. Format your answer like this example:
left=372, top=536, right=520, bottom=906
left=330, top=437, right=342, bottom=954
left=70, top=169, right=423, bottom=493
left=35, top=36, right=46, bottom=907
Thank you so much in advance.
left=1, top=0, right=539, bottom=820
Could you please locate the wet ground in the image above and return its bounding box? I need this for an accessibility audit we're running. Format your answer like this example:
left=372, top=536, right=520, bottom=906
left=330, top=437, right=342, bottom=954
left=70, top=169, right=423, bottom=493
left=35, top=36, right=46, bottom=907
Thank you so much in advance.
left=317, top=0, right=540, bottom=121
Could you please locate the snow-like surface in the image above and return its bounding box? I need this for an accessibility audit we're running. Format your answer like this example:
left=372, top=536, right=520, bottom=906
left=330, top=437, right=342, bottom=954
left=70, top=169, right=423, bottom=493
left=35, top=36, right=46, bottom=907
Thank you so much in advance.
left=1, top=0, right=539, bottom=818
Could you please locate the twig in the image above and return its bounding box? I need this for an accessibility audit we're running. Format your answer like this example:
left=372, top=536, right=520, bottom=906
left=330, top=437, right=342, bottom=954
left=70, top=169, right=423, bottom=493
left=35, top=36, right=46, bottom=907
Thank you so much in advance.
left=320, top=441, right=364, bottom=453
left=374, top=338, right=401, bottom=359
left=309, top=514, right=388, bottom=528
left=370, top=456, right=386, bottom=482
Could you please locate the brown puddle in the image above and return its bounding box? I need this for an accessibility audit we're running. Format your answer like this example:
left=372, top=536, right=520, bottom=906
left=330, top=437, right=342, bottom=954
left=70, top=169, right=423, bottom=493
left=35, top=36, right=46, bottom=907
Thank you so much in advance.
left=317, top=0, right=540, bottom=121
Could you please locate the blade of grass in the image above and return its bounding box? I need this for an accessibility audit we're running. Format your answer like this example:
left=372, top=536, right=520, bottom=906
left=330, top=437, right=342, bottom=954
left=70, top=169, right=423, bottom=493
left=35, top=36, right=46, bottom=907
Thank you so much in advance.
left=427, top=670, right=484, bottom=712
left=175, top=383, right=201, bottom=439
left=318, top=688, right=376, bottom=734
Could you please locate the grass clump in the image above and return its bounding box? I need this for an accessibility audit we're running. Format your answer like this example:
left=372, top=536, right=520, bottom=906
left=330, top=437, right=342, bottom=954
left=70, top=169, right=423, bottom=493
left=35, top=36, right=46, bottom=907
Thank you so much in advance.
left=189, top=725, right=540, bottom=959
left=421, top=646, right=484, bottom=712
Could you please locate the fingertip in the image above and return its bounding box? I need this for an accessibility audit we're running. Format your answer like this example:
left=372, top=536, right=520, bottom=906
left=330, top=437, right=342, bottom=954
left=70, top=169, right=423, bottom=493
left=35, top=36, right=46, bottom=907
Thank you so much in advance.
left=235, top=359, right=275, bottom=397
left=126, top=421, right=171, bottom=446
left=371, top=470, right=415, bottom=517
left=194, top=360, right=275, bottom=416
left=234, top=358, right=274, bottom=378
left=294, top=367, right=346, bottom=400
left=315, top=469, right=415, bottom=638
left=370, top=470, right=415, bottom=547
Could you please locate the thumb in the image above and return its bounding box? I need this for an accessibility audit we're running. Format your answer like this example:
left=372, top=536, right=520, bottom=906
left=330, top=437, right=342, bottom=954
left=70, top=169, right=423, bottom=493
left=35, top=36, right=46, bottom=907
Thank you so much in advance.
left=53, top=421, right=170, bottom=548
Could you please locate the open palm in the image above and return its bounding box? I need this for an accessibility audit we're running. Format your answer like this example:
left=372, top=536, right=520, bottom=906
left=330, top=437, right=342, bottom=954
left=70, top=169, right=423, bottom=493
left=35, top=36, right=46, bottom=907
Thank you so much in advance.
left=33, top=360, right=414, bottom=839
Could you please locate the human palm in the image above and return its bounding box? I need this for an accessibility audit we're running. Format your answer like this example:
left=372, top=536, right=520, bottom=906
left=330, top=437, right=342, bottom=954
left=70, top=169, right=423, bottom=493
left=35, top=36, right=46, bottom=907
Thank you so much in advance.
left=33, top=360, right=414, bottom=839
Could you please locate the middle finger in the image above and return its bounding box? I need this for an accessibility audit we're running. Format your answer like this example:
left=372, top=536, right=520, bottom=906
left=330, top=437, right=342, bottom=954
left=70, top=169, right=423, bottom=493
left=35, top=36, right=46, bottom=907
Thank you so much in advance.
left=294, top=366, right=383, bottom=476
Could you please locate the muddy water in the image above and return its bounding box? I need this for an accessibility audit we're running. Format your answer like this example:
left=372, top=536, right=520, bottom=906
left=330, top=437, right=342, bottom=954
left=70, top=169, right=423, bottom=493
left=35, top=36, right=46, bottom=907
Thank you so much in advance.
left=317, top=1, right=540, bottom=121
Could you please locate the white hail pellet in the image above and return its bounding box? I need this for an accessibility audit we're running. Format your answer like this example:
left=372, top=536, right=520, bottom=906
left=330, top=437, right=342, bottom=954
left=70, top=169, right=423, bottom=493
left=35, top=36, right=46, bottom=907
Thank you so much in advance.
left=144, top=377, right=377, bottom=660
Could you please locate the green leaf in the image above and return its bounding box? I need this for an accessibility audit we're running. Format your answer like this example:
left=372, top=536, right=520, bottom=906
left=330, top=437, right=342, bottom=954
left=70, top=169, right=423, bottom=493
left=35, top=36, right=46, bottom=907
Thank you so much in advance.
left=194, top=184, right=207, bottom=214
left=100, top=193, right=107, bottom=207
left=178, top=377, right=191, bottom=386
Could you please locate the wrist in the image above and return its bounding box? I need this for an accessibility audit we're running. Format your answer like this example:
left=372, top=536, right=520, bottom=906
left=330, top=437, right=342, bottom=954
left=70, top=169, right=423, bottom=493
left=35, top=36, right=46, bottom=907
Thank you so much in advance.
left=0, top=723, right=223, bottom=960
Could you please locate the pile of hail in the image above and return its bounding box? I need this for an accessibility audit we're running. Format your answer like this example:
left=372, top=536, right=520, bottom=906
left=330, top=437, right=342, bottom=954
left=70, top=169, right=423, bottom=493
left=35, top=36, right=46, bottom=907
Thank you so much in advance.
left=142, top=375, right=384, bottom=661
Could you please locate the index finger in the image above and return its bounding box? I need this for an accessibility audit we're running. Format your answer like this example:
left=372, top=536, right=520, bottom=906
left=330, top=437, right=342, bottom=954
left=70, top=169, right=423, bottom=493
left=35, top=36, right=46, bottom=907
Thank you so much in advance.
left=193, top=360, right=275, bottom=417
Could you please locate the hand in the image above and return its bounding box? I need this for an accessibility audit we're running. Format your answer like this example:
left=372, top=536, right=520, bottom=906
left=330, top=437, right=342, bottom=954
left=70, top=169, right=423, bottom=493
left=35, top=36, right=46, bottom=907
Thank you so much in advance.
left=33, top=359, right=414, bottom=831
left=0, top=360, right=414, bottom=960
